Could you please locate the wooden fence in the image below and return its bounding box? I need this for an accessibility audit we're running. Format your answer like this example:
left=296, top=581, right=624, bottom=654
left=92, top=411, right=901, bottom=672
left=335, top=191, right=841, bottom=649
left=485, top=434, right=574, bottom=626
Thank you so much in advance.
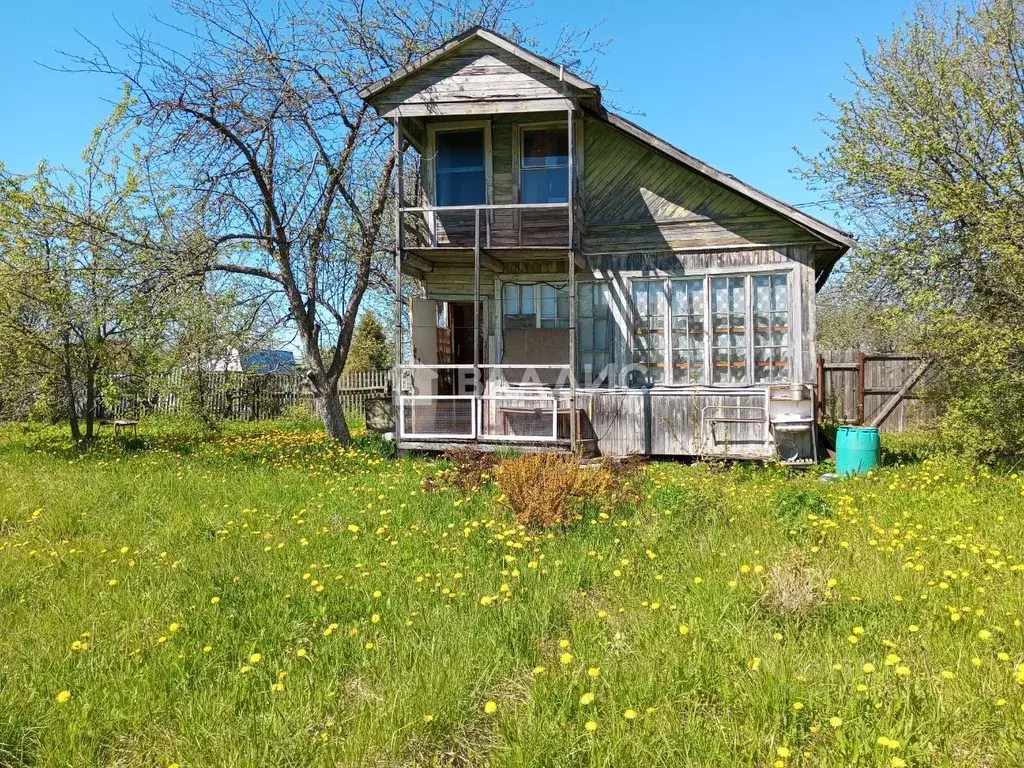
left=109, top=369, right=391, bottom=421
left=816, top=350, right=937, bottom=432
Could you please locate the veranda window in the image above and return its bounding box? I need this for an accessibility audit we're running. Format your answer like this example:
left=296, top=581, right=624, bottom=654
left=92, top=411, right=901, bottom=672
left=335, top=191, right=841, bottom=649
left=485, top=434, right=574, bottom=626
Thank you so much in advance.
left=520, top=127, right=569, bottom=204
left=540, top=284, right=569, bottom=328
left=631, top=281, right=665, bottom=385
left=753, top=274, right=790, bottom=382
left=578, top=282, right=612, bottom=381
left=502, top=283, right=536, bottom=330
left=710, top=276, right=748, bottom=384
left=670, top=278, right=706, bottom=384
left=628, top=273, right=791, bottom=387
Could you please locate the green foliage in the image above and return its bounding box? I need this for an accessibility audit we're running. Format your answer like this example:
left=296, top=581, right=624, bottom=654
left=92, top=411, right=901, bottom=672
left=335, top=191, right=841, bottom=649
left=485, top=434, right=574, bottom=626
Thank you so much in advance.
left=804, top=0, right=1024, bottom=460
left=343, top=311, right=393, bottom=373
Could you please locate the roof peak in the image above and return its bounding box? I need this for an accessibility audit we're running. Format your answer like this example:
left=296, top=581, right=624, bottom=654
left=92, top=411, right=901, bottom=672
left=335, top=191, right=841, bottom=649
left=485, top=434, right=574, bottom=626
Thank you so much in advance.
left=358, top=26, right=599, bottom=103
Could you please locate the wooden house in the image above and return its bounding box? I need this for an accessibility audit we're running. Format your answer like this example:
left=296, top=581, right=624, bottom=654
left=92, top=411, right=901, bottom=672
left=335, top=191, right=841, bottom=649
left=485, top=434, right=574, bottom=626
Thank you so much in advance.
left=359, top=27, right=854, bottom=461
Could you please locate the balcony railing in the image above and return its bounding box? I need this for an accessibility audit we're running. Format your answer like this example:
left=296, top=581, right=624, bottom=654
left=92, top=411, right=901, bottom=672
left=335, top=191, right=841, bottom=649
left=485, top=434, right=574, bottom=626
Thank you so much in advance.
left=397, top=364, right=573, bottom=443
left=400, top=202, right=571, bottom=249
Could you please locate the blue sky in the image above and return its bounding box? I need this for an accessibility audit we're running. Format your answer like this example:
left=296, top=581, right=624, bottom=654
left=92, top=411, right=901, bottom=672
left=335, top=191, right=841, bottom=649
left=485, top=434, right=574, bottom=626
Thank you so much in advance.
left=0, top=0, right=912, bottom=226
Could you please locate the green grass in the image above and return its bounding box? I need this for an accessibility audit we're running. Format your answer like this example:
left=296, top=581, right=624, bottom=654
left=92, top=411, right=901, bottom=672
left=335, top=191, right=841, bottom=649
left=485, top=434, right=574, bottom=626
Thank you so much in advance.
left=1, top=421, right=1024, bottom=767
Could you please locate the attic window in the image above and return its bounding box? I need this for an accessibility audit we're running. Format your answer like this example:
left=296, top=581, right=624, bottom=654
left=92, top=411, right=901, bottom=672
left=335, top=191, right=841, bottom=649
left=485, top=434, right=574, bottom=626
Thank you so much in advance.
left=435, top=128, right=486, bottom=206
left=521, top=127, right=569, bottom=204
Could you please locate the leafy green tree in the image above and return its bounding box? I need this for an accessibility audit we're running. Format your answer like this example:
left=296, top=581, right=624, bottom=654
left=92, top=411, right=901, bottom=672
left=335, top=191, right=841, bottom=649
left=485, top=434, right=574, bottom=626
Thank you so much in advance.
left=344, top=311, right=393, bottom=373
left=803, top=0, right=1024, bottom=459
left=0, top=102, right=174, bottom=442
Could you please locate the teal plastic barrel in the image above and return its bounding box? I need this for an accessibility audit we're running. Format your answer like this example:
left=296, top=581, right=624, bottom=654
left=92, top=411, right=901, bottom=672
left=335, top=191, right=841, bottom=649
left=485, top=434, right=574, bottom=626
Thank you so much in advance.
left=835, top=426, right=880, bottom=476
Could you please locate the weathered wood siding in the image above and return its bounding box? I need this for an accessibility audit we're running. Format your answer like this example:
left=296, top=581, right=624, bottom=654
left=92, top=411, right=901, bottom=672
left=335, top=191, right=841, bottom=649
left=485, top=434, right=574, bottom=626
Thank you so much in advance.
left=582, top=117, right=818, bottom=253
left=375, top=38, right=573, bottom=117
left=579, top=389, right=772, bottom=458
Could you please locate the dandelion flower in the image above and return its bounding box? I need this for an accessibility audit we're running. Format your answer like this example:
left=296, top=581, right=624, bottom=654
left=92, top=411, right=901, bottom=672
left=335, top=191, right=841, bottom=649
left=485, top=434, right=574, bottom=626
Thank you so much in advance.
left=587, top=667, right=600, bottom=678
left=169, top=623, right=181, bottom=633
left=579, top=692, right=595, bottom=705
left=532, top=666, right=545, bottom=675
left=249, top=653, right=262, bottom=664
left=584, top=719, right=598, bottom=732
left=863, top=662, right=875, bottom=674
left=423, top=714, right=434, bottom=723
left=560, top=652, right=574, bottom=665
left=678, top=624, right=689, bottom=635
left=890, top=759, right=906, bottom=768
left=210, top=596, right=220, bottom=604
left=777, top=746, right=791, bottom=758
left=623, top=708, right=637, bottom=719
left=55, top=690, right=72, bottom=704
left=791, top=702, right=804, bottom=711
left=978, top=629, right=992, bottom=641
left=484, top=700, right=497, bottom=714
left=829, top=716, right=843, bottom=728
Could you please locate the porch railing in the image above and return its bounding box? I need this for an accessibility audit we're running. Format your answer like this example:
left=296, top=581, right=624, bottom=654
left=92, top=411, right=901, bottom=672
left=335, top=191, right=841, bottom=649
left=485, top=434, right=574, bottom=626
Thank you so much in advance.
left=399, top=202, right=571, bottom=249
left=397, top=364, right=572, bottom=443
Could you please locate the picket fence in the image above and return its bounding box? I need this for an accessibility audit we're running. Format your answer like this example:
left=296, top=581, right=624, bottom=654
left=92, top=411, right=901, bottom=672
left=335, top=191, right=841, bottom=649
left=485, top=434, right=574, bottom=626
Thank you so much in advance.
left=110, top=369, right=391, bottom=420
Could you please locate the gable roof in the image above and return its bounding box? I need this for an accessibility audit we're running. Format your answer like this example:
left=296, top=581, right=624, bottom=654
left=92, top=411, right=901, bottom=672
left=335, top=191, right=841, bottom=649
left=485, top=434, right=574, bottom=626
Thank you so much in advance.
left=358, top=27, right=601, bottom=103
left=360, top=27, right=854, bottom=259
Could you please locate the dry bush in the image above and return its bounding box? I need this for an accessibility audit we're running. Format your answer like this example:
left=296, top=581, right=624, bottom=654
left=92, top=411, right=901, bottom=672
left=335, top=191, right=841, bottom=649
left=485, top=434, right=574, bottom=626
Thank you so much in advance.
left=495, top=453, right=642, bottom=529
left=761, top=552, right=829, bottom=617
left=421, top=448, right=502, bottom=495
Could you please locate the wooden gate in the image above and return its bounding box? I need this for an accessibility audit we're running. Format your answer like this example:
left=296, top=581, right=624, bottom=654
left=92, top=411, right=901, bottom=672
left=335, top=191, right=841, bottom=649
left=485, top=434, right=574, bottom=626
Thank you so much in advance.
left=816, top=350, right=935, bottom=432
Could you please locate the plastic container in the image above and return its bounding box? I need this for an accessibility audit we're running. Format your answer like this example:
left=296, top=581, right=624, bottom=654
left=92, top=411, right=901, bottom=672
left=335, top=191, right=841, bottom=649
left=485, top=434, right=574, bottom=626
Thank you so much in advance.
left=835, top=426, right=880, bottom=476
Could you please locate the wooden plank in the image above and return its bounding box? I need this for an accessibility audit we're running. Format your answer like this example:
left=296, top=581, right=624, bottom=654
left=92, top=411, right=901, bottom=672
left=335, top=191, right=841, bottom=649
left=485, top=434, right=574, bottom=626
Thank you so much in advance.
left=869, top=359, right=933, bottom=428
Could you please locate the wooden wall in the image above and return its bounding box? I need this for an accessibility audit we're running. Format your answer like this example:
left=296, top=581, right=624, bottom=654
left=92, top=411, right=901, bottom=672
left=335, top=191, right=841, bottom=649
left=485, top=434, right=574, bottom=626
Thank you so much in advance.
left=581, top=117, right=821, bottom=253
left=373, top=37, right=574, bottom=117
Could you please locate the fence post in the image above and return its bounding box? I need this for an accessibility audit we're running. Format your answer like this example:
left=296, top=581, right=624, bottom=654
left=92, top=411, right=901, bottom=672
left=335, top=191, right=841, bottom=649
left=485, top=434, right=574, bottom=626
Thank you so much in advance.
left=816, top=353, right=825, bottom=422
left=856, top=351, right=866, bottom=425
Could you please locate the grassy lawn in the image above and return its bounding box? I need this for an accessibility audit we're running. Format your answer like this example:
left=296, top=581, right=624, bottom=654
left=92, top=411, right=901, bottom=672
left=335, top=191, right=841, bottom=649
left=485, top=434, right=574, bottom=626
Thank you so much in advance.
left=1, top=421, right=1023, bottom=767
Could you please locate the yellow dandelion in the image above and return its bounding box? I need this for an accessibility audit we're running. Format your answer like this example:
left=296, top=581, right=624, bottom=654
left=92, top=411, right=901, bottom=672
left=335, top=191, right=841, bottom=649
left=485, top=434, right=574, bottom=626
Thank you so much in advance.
left=584, top=719, right=598, bottom=732
left=587, top=667, right=600, bottom=678
left=249, top=653, right=262, bottom=664
left=560, top=652, right=573, bottom=665
left=623, top=708, right=637, bottom=719
left=829, top=716, right=843, bottom=728
left=484, top=700, right=497, bottom=714
left=579, top=692, right=595, bottom=705
left=55, top=690, right=72, bottom=704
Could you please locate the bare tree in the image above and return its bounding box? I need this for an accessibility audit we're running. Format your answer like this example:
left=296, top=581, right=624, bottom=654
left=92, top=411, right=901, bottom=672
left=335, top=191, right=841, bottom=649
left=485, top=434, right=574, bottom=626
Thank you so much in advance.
left=63, top=0, right=604, bottom=442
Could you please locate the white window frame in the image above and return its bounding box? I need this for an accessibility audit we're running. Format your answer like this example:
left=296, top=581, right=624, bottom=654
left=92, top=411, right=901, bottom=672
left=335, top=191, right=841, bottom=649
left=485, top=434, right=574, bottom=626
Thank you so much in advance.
left=628, top=271, right=793, bottom=387
left=517, top=120, right=570, bottom=205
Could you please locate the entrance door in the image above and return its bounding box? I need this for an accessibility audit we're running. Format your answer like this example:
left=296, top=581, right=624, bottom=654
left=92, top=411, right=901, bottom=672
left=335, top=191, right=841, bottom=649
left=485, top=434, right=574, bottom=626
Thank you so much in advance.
left=447, top=301, right=483, bottom=395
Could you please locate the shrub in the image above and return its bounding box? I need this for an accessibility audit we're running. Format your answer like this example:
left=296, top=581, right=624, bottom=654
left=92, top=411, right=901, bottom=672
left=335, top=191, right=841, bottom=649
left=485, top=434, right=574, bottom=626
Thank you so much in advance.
left=421, top=448, right=502, bottom=494
left=495, top=453, right=641, bottom=529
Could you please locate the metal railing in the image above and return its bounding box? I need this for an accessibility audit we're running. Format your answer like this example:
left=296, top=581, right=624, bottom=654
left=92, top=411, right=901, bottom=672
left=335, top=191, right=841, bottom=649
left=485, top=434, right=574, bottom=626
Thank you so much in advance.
left=397, top=364, right=571, bottom=442
left=399, top=202, right=571, bottom=249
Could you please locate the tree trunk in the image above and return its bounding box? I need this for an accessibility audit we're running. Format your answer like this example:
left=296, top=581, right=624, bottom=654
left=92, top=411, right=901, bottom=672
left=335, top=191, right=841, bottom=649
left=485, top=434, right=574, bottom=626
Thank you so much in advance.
left=315, top=383, right=351, bottom=443
left=84, top=362, right=97, bottom=441
left=62, top=337, right=82, bottom=444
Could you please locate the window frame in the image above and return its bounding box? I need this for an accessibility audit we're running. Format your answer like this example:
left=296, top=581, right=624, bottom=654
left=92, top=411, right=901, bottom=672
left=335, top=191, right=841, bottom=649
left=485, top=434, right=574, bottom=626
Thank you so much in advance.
left=499, top=280, right=569, bottom=329
left=628, top=271, right=793, bottom=388
left=576, top=281, right=614, bottom=381
left=517, top=121, right=570, bottom=205
left=426, top=120, right=493, bottom=209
